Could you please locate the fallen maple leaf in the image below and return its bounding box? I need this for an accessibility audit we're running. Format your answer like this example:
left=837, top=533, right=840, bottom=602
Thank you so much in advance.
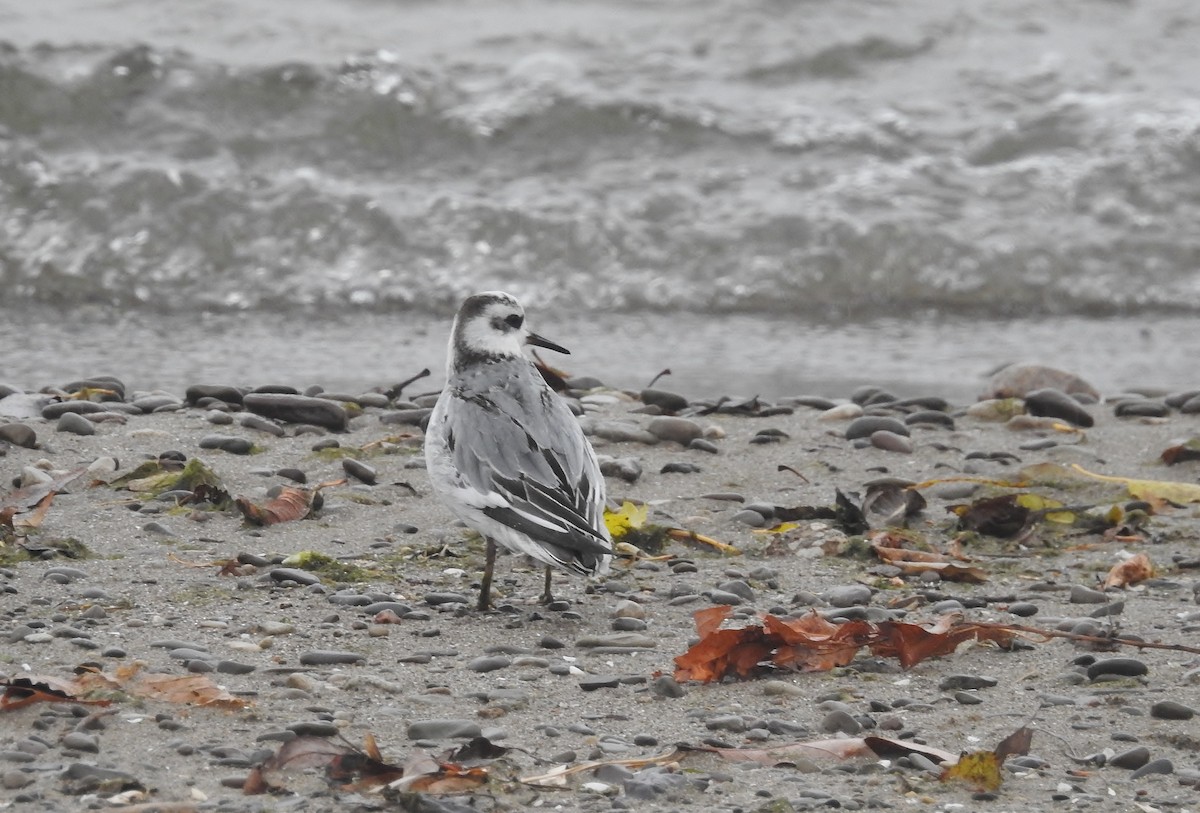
left=940, top=725, right=1033, bottom=792
left=1, top=674, right=114, bottom=712
left=1103, top=552, right=1154, bottom=589
left=236, top=479, right=343, bottom=526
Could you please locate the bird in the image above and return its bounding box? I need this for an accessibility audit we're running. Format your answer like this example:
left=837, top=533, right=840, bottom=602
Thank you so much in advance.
left=424, top=291, right=613, bottom=611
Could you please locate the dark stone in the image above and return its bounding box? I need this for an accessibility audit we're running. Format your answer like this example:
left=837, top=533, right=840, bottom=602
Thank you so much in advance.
left=42, top=401, right=106, bottom=419
left=640, top=389, right=689, bottom=412
left=185, top=385, right=244, bottom=407
left=1086, top=658, right=1148, bottom=680
left=243, top=393, right=348, bottom=431
left=1024, top=388, right=1094, bottom=427
left=844, top=416, right=909, bottom=440
left=0, top=423, right=37, bottom=448
left=1113, top=399, right=1170, bottom=418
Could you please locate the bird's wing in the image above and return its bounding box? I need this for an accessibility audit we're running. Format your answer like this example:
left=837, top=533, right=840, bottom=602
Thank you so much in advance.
left=442, top=372, right=611, bottom=565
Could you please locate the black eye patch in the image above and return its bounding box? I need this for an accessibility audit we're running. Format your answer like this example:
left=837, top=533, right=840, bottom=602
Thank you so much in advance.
left=504, top=313, right=524, bottom=329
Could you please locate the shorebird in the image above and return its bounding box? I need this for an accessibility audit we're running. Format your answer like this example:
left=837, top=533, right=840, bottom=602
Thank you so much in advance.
left=424, top=291, right=612, bottom=610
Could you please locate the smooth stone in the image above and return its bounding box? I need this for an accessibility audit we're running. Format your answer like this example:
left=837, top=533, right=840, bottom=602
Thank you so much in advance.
left=706, top=589, right=744, bottom=606
left=904, top=410, right=955, bottom=429
left=60, top=733, right=99, bottom=753
left=276, top=467, right=307, bottom=483
left=1150, top=701, right=1195, bottom=721
left=821, top=710, right=863, bottom=735
left=1087, top=658, right=1148, bottom=680
left=687, top=438, right=720, bottom=454
left=287, top=721, right=340, bottom=737
left=42, top=401, right=106, bottom=419
left=342, top=459, right=377, bottom=485
left=1024, top=388, right=1094, bottom=427
left=185, top=385, right=244, bottom=406
left=240, top=414, right=286, bottom=436
left=1007, top=602, right=1039, bottom=617
left=575, top=633, right=656, bottom=649
left=731, top=509, right=767, bottom=528
left=216, top=660, right=256, bottom=675
left=706, top=715, right=747, bottom=733
left=647, top=416, right=703, bottom=445
left=651, top=676, right=685, bottom=698
left=298, top=650, right=365, bottom=665
left=844, top=416, right=909, bottom=440
left=467, top=655, right=511, bottom=673
left=1069, top=585, right=1108, bottom=604
left=407, top=719, right=481, bottom=740
left=243, top=393, right=348, bottom=431
left=133, top=395, right=182, bottom=413
left=579, top=676, right=622, bottom=691
left=1181, top=394, right=1200, bottom=414
left=1109, top=746, right=1151, bottom=770
left=954, top=691, right=983, bottom=705
left=640, top=389, right=689, bottom=412
left=939, top=675, right=998, bottom=691
left=1114, top=399, right=1169, bottom=418
left=870, top=430, right=913, bottom=453
left=598, top=456, right=642, bottom=483
left=198, top=434, right=254, bottom=454
left=424, top=592, right=471, bottom=606
left=0, top=423, right=37, bottom=448
left=269, top=568, right=321, bottom=586
left=591, top=421, right=659, bottom=445
left=379, top=408, right=433, bottom=426
left=1130, top=758, right=1174, bottom=779
left=56, top=412, right=96, bottom=436
left=612, top=599, right=646, bottom=620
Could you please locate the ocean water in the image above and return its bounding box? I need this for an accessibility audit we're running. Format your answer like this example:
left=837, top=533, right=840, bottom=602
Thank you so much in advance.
left=0, top=0, right=1197, bottom=399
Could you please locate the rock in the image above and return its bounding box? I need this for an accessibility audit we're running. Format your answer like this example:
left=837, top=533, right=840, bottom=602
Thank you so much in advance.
left=0, top=423, right=36, bottom=448
left=133, top=394, right=183, bottom=413
left=242, top=393, right=348, bottom=431
left=1110, top=746, right=1151, bottom=770
left=1069, top=585, right=1108, bottom=604
left=824, top=585, right=871, bottom=608
left=640, top=389, right=689, bottom=412
left=56, top=412, right=96, bottom=436
left=870, top=430, right=913, bottom=453
left=342, top=459, right=377, bottom=485
left=185, top=385, right=244, bottom=407
left=198, top=434, right=254, bottom=454
left=380, top=408, right=433, bottom=426
left=1086, top=658, right=1148, bottom=680
left=240, top=414, right=286, bottom=436
left=1024, top=389, right=1094, bottom=427
left=821, top=710, right=862, bottom=735
left=298, top=650, right=366, bottom=665
left=983, top=364, right=1099, bottom=400
left=939, top=675, right=998, bottom=691
left=1114, top=399, right=1169, bottom=418
left=647, top=416, right=703, bottom=445
left=598, top=456, right=642, bottom=483
left=844, top=416, right=909, bottom=441
left=1130, top=758, right=1174, bottom=779
left=1150, top=700, right=1195, bottom=720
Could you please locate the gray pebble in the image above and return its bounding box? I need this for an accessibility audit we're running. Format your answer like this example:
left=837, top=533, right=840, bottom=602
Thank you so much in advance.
left=579, top=676, right=621, bottom=691
left=380, top=408, right=434, bottom=426
left=198, top=434, right=254, bottom=455
left=242, top=393, right=348, bottom=431
left=342, top=458, right=377, bottom=485
left=186, top=385, right=244, bottom=406
left=731, top=509, right=767, bottom=528
left=591, top=421, right=659, bottom=445
left=953, top=691, right=983, bottom=705
left=0, top=423, right=37, bottom=448
left=705, top=589, right=744, bottom=606
left=216, top=660, right=256, bottom=675
left=42, top=400, right=106, bottom=419
left=821, top=710, right=862, bottom=735
left=640, top=389, right=689, bottom=412
left=298, top=650, right=366, bottom=665
left=647, top=416, right=703, bottom=445
left=687, top=438, right=720, bottom=454
left=845, top=416, right=909, bottom=441
left=1007, top=602, right=1039, bottom=617
left=269, top=568, right=321, bottom=586
left=651, top=675, right=685, bottom=698
left=939, top=675, right=998, bottom=691
left=824, top=585, right=872, bottom=608
left=1025, top=388, right=1094, bottom=427
left=1130, top=758, right=1174, bottom=779
left=598, top=456, right=642, bottom=483
left=468, top=655, right=512, bottom=673
left=287, top=721, right=340, bottom=737
left=1110, top=746, right=1151, bottom=769
left=575, top=633, right=656, bottom=649
left=706, top=715, right=747, bottom=733
left=1087, top=658, right=1148, bottom=680
left=61, top=732, right=100, bottom=753
left=240, top=414, right=286, bottom=436
left=56, top=412, right=96, bottom=436
left=425, top=591, right=471, bottom=606
left=1069, top=585, right=1108, bottom=604
left=870, top=430, right=913, bottom=453
left=612, top=617, right=647, bottom=631
left=1114, top=399, right=1169, bottom=418
left=1150, top=700, right=1195, bottom=720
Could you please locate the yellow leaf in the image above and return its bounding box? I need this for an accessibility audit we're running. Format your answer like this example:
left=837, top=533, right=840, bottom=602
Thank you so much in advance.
left=941, top=750, right=1002, bottom=792
left=1014, top=493, right=1075, bottom=524
left=604, top=501, right=648, bottom=541
left=1071, top=465, right=1200, bottom=504
left=752, top=522, right=802, bottom=534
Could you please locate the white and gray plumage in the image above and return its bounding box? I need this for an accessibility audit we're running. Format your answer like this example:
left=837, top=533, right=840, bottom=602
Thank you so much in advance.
left=424, top=291, right=612, bottom=610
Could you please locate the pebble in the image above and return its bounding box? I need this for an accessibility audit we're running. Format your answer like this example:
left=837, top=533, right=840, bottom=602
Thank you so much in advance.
left=1130, top=758, right=1174, bottom=779
left=242, top=393, right=348, bottom=431
left=939, top=675, right=998, bottom=691
left=647, top=416, right=703, bottom=445
left=687, top=438, right=720, bottom=454
left=598, top=456, right=642, bottom=483
left=591, top=421, right=659, bottom=445
left=56, top=412, right=96, bottom=436
left=1069, top=585, right=1108, bottom=604
left=269, top=568, right=322, bottom=586
left=576, top=633, right=656, bottom=649
left=1149, top=700, right=1195, bottom=720
left=651, top=676, right=685, bottom=698
left=468, top=655, right=512, bottom=673
left=342, top=459, right=377, bottom=485
left=870, top=430, right=913, bottom=453
left=1024, top=388, right=1095, bottom=427
left=1086, top=658, right=1148, bottom=680
left=579, top=676, right=622, bottom=691
left=186, top=385, right=244, bottom=406
left=240, top=413, right=286, bottom=436
left=640, top=389, right=689, bottom=412
left=61, top=732, right=100, bottom=753
left=42, top=400, right=106, bottom=419
left=1114, top=399, right=1169, bottom=418
left=821, top=710, right=862, bottom=735
left=844, top=416, right=909, bottom=441
left=1109, top=746, right=1151, bottom=769
left=983, top=364, right=1099, bottom=400
left=198, top=434, right=254, bottom=455
left=0, top=423, right=37, bottom=448
left=298, top=650, right=366, bottom=665
left=904, top=410, right=955, bottom=429
left=1007, top=602, right=1039, bottom=617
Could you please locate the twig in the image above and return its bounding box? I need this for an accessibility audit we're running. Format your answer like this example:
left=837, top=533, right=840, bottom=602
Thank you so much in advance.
left=1004, top=623, right=1200, bottom=655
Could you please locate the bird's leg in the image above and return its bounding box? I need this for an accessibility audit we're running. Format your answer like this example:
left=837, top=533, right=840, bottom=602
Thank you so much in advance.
left=478, top=538, right=497, bottom=611
left=539, top=565, right=554, bottom=605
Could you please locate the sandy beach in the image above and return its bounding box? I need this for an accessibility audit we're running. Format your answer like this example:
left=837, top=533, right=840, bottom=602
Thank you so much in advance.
left=1, top=366, right=1199, bottom=812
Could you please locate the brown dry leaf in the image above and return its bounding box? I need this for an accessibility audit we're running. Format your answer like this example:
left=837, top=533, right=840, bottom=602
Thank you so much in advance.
left=520, top=749, right=685, bottom=787
left=246, top=735, right=406, bottom=794
left=672, top=619, right=775, bottom=683
left=993, top=726, right=1033, bottom=763
left=870, top=535, right=988, bottom=583
left=764, top=614, right=873, bottom=672
left=863, top=736, right=957, bottom=764
left=1, top=674, right=114, bottom=712
left=890, top=561, right=989, bottom=584
left=869, top=617, right=1016, bottom=669
left=402, top=764, right=489, bottom=794
left=236, top=486, right=319, bottom=526
left=75, top=663, right=249, bottom=710
left=1161, top=438, right=1200, bottom=466
left=1103, top=553, right=1155, bottom=589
